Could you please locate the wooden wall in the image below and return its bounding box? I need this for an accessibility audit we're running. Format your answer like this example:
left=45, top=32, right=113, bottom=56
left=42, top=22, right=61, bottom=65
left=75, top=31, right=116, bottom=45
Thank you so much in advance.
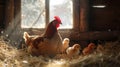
left=0, top=0, right=5, bottom=29
left=0, top=0, right=119, bottom=47
left=89, top=0, right=120, bottom=31
left=0, top=0, right=120, bottom=31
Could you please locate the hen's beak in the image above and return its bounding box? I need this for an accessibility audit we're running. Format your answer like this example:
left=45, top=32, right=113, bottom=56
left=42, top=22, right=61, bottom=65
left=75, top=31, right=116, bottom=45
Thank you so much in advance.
left=60, top=22, right=62, bottom=24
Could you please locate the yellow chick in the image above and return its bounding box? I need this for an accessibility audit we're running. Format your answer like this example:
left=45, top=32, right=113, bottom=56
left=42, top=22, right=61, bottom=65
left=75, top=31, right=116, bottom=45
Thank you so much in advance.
left=61, top=38, right=70, bottom=53
left=96, top=44, right=104, bottom=53
left=66, top=44, right=81, bottom=58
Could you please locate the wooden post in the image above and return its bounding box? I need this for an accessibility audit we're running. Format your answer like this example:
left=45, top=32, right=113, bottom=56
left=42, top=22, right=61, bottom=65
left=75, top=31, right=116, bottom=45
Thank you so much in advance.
left=4, top=0, right=14, bottom=36
left=46, top=0, right=49, bottom=26
left=4, top=0, right=14, bottom=29
left=80, top=0, right=89, bottom=32
left=73, top=0, right=80, bottom=31
left=0, top=0, right=5, bottom=29
left=79, top=0, right=89, bottom=48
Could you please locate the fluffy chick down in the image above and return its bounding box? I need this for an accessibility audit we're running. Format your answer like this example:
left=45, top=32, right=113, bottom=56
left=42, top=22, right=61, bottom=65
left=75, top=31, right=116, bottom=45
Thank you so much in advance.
left=61, top=38, right=70, bottom=53
left=82, top=43, right=96, bottom=55
left=66, top=44, right=81, bottom=58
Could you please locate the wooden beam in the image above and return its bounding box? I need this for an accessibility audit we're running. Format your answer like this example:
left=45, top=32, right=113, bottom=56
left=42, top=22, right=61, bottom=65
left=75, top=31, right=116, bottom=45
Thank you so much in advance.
left=73, top=0, right=80, bottom=31
left=79, top=0, right=89, bottom=47
left=46, top=0, right=49, bottom=26
left=79, top=0, right=89, bottom=32
left=4, top=0, right=14, bottom=28
left=3, top=0, right=15, bottom=36
left=69, top=31, right=120, bottom=41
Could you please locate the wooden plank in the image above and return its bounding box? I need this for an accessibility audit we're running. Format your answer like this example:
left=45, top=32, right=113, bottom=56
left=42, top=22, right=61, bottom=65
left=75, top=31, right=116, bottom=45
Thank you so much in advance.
left=45, top=0, right=49, bottom=26
left=0, top=0, right=5, bottom=29
left=4, top=0, right=14, bottom=28
left=79, top=0, right=89, bottom=47
left=73, top=0, right=80, bottom=31
left=79, top=0, right=89, bottom=32
left=0, top=0, right=5, bottom=5
left=89, top=0, right=120, bottom=31
left=69, top=31, right=120, bottom=41
left=0, top=9, right=4, bottom=28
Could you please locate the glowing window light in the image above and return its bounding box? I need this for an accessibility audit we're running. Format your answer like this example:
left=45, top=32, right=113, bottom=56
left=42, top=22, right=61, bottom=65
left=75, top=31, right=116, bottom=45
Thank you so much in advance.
left=92, top=5, right=106, bottom=8
left=21, top=0, right=73, bottom=29
left=21, top=0, right=45, bottom=28
left=50, top=0, right=73, bottom=29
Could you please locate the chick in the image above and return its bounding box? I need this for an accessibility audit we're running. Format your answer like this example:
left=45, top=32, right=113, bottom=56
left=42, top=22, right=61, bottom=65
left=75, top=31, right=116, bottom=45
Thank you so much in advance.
left=82, top=43, right=96, bottom=55
left=96, top=44, right=104, bottom=53
left=61, top=38, right=70, bottom=53
left=66, top=44, right=81, bottom=58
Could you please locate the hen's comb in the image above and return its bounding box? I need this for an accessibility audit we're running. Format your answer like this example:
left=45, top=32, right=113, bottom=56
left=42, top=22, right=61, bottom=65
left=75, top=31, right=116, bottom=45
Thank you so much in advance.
left=54, top=16, right=61, bottom=23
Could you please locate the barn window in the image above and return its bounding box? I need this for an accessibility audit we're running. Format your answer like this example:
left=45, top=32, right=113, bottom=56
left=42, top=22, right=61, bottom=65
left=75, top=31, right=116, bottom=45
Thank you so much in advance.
left=21, top=0, right=45, bottom=28
left=21, top=0, right=73, bottom=29
left=49, top=0, right=73, bottom=29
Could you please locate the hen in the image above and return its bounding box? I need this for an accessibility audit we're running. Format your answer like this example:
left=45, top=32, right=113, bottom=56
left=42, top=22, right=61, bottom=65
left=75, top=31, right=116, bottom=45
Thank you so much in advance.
left=23, top=16, right=63, bottom=57
left=82, top=43, right=96, bottom=55
left=66, top=44, right=81, bottom=58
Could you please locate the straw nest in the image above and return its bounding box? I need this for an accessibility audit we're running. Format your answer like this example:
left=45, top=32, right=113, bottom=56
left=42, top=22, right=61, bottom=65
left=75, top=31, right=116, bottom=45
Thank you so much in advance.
left=0, top=36, right=120, bottom=67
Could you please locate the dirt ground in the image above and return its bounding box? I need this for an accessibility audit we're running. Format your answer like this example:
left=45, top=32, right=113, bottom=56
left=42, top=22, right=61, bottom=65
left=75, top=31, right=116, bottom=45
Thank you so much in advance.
left=0, top=36, right=120, bottom=67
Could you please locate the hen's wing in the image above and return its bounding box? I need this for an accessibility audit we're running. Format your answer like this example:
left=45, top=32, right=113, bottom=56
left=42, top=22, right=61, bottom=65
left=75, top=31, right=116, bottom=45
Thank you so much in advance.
left=32, top=36, right=45, bottom=49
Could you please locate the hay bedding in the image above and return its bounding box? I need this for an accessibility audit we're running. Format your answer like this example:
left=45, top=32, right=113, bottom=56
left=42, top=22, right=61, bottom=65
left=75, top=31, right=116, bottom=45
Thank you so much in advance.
left=0, top=36, right=120, bottom=67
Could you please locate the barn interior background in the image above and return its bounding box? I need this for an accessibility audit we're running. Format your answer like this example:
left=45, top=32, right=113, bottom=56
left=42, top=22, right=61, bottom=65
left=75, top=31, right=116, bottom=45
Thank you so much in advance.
left=0, top=0, right=120, bottom=67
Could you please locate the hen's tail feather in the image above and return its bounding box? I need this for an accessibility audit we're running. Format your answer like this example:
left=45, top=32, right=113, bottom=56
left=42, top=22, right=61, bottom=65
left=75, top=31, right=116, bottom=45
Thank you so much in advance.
left=23, top=32, right=30, bottom=41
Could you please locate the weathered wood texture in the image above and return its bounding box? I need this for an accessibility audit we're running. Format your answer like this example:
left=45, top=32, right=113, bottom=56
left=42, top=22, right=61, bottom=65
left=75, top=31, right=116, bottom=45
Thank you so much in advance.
left=0, top=0, right=120, bottom=42
left=0, top=0, right=5, bottom=29
left=73, top=0, right=80, bottom=31
left=71, top=31, right=120, bottom=41
left=89, top=0, right=120, bottom=31
left=80, top=0, right=89, bottom=32
left=4, top=0, right=14, bottom=28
